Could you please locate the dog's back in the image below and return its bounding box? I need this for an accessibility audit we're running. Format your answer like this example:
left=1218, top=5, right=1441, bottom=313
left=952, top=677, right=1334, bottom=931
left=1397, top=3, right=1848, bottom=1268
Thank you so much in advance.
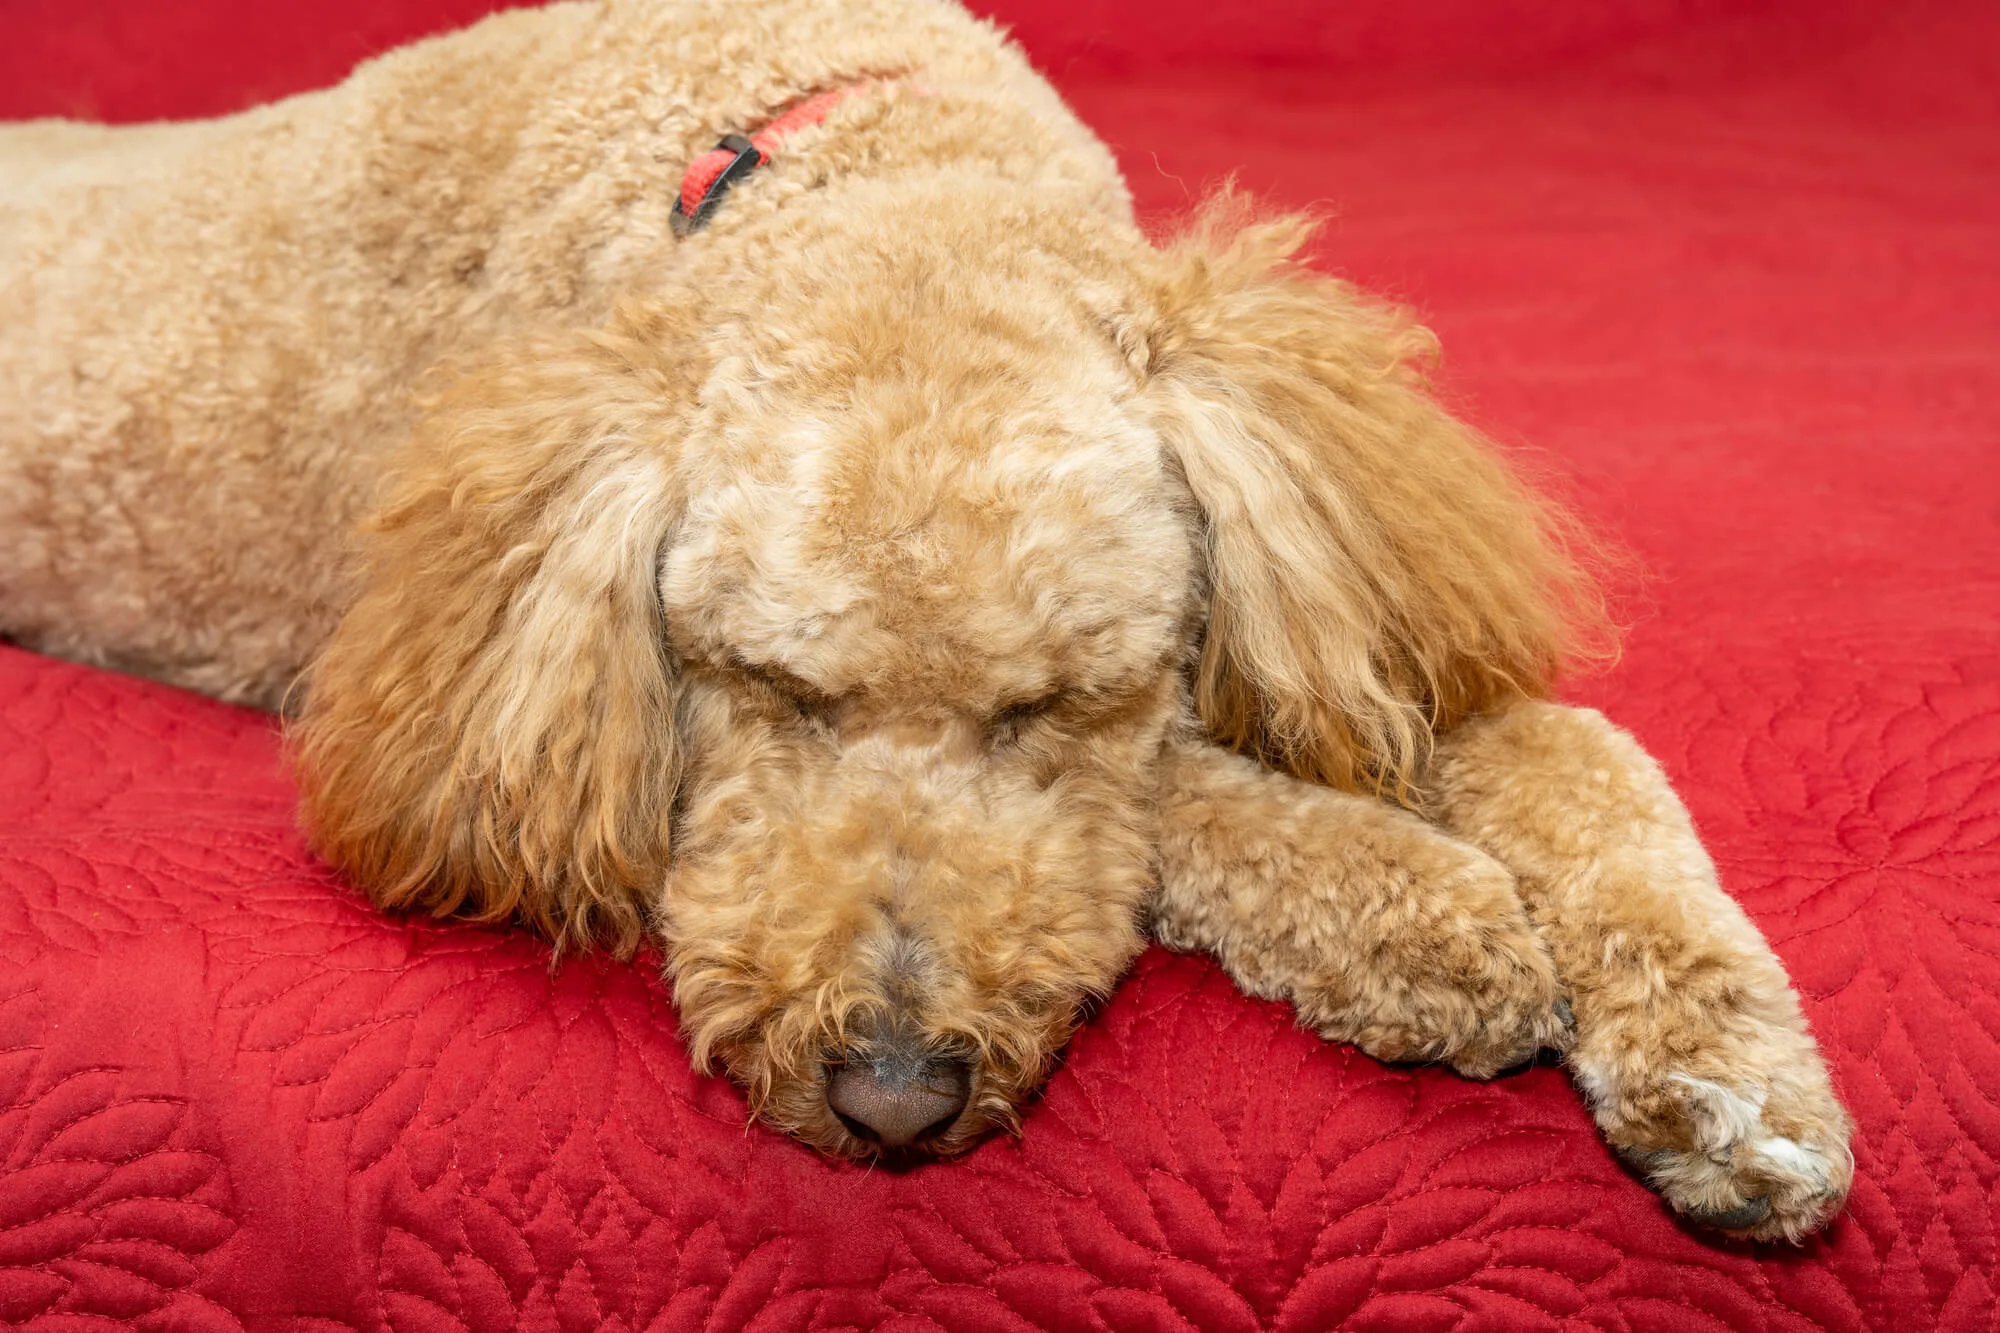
left=0, top=0, right=1127, bottom=705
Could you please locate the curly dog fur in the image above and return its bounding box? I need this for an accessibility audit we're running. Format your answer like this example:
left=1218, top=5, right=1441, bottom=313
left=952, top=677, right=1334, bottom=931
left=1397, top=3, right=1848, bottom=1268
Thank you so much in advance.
left=0, top=0, right=1851, bottom=1239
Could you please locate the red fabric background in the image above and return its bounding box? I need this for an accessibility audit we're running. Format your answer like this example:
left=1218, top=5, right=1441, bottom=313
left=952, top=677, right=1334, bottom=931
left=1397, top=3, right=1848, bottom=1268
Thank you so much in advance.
left=2, top=1, right=1997, bottom=1329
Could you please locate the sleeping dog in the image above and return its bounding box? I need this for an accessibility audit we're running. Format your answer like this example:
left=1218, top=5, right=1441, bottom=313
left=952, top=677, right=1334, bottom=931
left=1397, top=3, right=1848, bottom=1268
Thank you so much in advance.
left=0, top=0, right=1851, bottom=1239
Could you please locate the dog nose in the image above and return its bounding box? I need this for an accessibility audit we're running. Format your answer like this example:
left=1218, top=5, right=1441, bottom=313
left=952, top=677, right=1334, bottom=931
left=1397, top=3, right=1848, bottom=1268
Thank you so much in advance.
left=827, top=1050, right=971, bottom=1149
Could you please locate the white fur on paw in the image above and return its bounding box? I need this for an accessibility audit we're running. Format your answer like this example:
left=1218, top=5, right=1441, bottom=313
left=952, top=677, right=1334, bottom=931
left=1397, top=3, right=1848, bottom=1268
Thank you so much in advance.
left=1589, top=1067, right=1852, bottom=1242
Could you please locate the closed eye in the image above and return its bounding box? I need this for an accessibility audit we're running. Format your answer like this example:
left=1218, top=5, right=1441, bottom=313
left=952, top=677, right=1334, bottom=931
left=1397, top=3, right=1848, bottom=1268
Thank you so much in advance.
left=735, top=657, right=839, bottom=720
left=989, top=689, right=1065, bottom=741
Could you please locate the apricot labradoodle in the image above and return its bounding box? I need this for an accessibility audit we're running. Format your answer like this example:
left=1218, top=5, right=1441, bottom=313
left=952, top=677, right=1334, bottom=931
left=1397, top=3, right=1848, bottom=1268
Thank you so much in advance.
left=0, top=0, right=1850, bottom=1239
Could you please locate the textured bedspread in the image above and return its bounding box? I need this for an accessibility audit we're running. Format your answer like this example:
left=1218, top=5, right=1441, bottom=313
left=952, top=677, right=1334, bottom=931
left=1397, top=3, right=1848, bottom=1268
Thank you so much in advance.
left=3, top=1, right=1997, bottom=1327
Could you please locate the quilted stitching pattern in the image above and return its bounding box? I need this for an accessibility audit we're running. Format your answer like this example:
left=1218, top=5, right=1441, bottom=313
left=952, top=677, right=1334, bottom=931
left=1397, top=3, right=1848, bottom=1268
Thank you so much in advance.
left=3, top=1, right=1997, bottom=1327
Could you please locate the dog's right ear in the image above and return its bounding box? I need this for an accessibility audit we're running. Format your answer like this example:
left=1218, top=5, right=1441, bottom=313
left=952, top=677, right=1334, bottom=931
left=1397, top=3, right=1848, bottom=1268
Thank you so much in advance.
left=293, top=304, right=699, bottom=957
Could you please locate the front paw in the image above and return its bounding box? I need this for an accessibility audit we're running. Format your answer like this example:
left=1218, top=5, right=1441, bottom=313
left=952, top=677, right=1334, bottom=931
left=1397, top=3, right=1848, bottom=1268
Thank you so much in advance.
left=1582, top=1045, right=1853, bottom=1242
left=1292, top=856, right=1574, bottom=1080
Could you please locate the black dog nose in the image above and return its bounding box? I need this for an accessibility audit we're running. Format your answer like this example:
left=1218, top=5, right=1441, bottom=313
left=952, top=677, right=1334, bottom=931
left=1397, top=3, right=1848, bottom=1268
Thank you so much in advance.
left=827, top=1051, right=971, bottom=1149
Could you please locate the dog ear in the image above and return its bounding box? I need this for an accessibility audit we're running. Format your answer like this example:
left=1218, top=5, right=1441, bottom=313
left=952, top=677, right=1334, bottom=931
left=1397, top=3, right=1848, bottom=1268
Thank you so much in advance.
left=293, top=305, right=698, bottom=956
left=1135, top=201, right=1605, bottom=798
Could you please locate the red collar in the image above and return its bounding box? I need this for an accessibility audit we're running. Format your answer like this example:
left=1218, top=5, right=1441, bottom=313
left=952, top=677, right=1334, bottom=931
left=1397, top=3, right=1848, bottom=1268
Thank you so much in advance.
left=670, top=84, right=876, bottom=235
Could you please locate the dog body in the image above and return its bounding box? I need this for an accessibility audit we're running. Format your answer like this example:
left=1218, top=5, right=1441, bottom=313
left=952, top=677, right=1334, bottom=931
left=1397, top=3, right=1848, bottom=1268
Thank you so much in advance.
left=0, top=0, right=1122, bottom=701
left=0, top=0, right=1852, bottom=1239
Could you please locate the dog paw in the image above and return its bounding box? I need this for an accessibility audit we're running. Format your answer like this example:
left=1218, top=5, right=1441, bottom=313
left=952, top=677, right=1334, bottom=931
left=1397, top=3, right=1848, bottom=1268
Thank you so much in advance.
left=1590, top=1066, right=1854, bottom=1242
left=1330, top=991, right=1573, bottom=1081
left=1296, top=856, right=1575, bottom=1080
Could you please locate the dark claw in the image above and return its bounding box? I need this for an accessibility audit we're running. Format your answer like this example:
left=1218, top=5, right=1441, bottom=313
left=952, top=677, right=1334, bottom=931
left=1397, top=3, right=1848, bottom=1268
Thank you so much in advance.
left=1684, top=1195, right=1772, bottom=1231
left=1616, top=1145, right=1675, bottom=1173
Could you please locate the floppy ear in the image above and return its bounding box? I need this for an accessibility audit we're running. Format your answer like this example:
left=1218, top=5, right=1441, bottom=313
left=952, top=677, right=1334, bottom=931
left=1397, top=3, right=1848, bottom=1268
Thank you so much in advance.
left=293, top=305, right=697, bottom=956
left=1136, top=202, right=1606, bottom=798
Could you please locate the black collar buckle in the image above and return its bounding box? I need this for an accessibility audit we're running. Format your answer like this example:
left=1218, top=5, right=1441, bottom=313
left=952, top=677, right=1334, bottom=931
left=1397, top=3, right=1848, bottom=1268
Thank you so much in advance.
left=670, top=134, right=764, bottom=236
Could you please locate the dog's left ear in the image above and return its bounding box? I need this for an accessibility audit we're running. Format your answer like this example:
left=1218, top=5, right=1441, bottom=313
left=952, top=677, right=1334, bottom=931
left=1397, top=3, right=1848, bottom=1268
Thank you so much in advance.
left=293, top=306, right=698, bottom=956
left=1126, top=204, right=1604, bottom=797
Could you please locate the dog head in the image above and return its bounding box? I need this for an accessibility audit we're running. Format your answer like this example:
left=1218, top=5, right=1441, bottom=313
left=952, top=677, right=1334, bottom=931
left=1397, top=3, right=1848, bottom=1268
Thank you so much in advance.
left=295, top=189, right=1591, bottom=1158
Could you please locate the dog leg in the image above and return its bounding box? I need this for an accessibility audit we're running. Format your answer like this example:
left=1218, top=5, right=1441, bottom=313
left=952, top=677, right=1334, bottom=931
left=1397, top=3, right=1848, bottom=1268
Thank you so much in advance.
left=1425, top=702, right=1853, bottom=1241
left=1155, top=738, right=1572, bottom=1079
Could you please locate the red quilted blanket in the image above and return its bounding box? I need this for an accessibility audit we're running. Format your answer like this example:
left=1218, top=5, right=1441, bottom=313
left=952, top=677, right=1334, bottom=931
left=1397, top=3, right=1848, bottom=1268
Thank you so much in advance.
left=4, top=1, right=1997, bottom=1328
